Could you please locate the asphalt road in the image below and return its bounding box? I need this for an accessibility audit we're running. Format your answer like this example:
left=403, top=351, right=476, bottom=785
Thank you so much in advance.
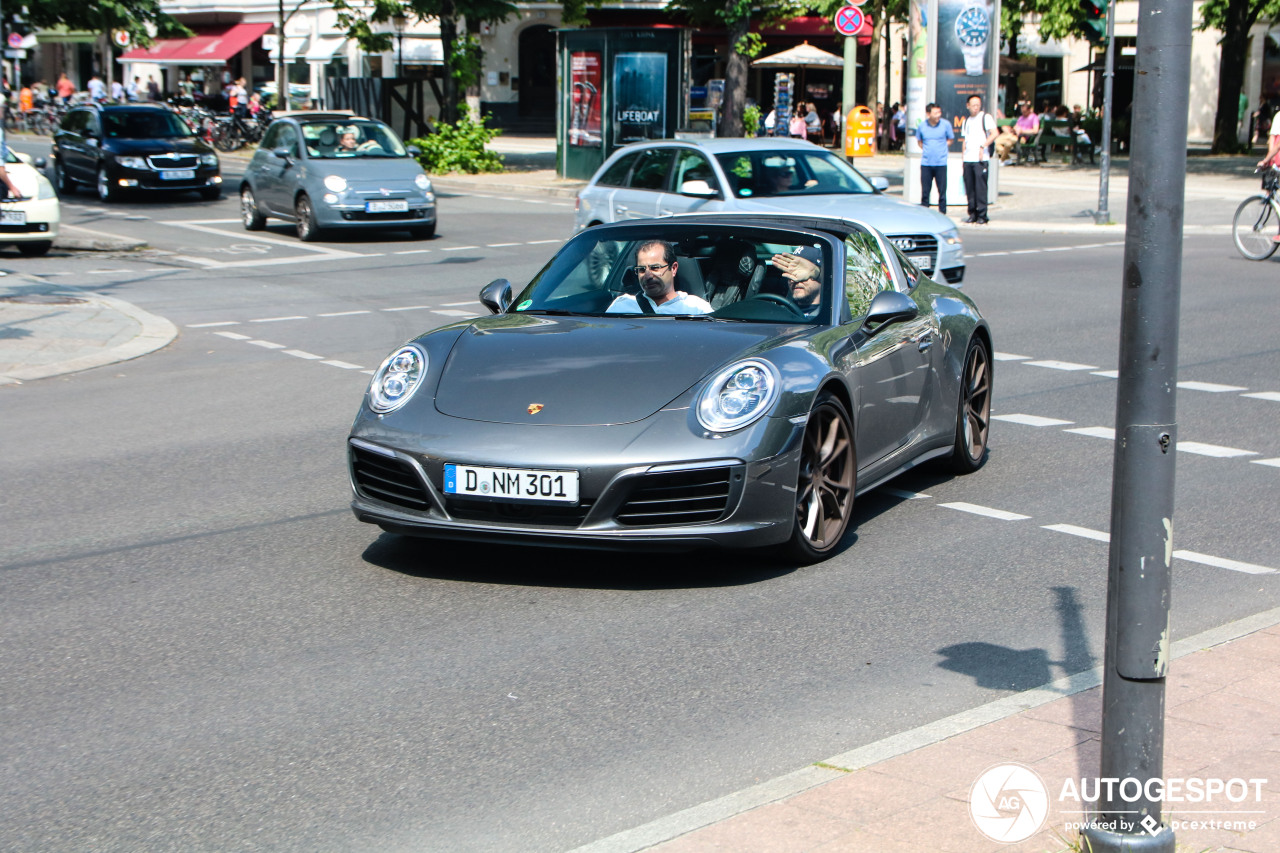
left=2, top=142, right=1278, bottom=852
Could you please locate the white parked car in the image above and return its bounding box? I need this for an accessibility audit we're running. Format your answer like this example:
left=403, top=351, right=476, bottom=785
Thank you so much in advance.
left=2, top=151, right=59, bottom=256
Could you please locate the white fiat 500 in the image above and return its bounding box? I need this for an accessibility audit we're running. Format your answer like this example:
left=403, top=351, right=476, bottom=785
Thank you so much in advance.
left=1, top=151, right=59, bottom=256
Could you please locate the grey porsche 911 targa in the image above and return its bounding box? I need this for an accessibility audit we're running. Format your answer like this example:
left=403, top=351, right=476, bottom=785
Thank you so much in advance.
left=347, top=214, right=992, bottom=563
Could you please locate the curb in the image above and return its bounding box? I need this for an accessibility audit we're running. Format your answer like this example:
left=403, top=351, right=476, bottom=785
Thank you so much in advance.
left=0, top=289, right=177, bottom=385
left=54, top=224, right=149, bottom=252
left=567, top=604, right=1280, bottom=853
left=430, top=175, right=586, bottom=199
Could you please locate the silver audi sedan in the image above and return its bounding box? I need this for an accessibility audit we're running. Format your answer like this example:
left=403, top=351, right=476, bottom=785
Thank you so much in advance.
left=575, top=138, right=964, bottom=284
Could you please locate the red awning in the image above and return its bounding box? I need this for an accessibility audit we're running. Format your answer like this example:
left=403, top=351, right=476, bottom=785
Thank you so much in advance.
left=120, top=22, right=272, bottom=66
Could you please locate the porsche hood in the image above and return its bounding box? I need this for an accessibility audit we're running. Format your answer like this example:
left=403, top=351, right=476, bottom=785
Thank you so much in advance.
left=432, top=315, right=795, bottom=426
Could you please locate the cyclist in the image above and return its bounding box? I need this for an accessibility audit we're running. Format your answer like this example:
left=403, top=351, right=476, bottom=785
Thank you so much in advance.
left=1257, top=110, right=1280, bottom=242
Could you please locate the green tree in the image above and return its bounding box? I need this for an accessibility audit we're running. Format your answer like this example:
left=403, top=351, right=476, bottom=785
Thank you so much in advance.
left=1199, top=0, right=1280, bottom=153
left=24, top=0, right=188, bottom=44
left=670, top=0, right=805, bottom=138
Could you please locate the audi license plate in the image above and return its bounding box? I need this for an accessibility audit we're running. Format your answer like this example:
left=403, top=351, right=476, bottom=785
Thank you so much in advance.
left=444, top=463, right=579, bottom=503
left=366, top=200, right=409, bottom=213
left=159, top=169, right=195, bottom=180
left=0, top=210, right=26, bottom=224
left=909, top=254, right=933, bottom=271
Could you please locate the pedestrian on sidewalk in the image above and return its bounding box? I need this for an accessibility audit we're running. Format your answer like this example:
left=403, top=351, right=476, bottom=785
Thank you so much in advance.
left=915, top=102, right=953, bottom=214
left=960, top=94, right=997, bottom=224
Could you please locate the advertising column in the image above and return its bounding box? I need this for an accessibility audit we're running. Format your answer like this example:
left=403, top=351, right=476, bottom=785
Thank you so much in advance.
left=902, top=0, right=932, bottom=204
left=936, top=0, right=1000, bottom=203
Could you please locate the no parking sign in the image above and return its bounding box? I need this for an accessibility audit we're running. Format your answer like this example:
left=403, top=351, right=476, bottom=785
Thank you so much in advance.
left=834, top=5, right=865, bottom=36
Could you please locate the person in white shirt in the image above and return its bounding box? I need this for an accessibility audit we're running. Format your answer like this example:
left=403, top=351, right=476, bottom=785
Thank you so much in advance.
left=110, top=79, right=124, bottom=101
left=959, top=94, right=998, bottom=224
left=607, top=241, right=714, bottom=315
left=87, top=74, right=106, bottom=103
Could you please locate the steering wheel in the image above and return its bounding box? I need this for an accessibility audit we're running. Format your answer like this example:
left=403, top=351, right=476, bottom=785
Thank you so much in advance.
left=752, top=293, right=808, bottom=318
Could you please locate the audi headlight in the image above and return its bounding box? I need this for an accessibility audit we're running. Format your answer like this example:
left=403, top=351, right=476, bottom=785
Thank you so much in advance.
left=414, top=174, right=431, bottom=191
left=368, top=345, right=428, bottom=414
left=324, top=174, right=348, bottom=193
left=696, top=360, right=780, bottom=432
left=199, top=153, right=219, bottom=167
left=941, top=227, right=961, bottom=246
left=116, top=156, right=149, bottom=170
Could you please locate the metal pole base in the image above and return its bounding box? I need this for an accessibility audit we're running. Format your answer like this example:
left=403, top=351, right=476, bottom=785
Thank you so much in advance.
left=1080, top=821, right=1175, bottom=852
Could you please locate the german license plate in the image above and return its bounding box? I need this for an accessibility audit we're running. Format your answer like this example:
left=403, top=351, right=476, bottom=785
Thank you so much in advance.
left=159, top=169, right=195, bottom=180
left=0, top=209, right=26, bottom=224
left=366, top=199, right=409, bottom=213
left=909, top=254, right=933, bottom=271
left=444, top=463, right=579, bottom=503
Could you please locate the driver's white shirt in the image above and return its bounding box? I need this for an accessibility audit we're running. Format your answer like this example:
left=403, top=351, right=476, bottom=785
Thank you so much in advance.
left=607, top=292, right=713, bottom=315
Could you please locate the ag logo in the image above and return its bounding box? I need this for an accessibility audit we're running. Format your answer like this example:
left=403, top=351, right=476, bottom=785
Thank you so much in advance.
left=969, top=763, right=1049, bottom=843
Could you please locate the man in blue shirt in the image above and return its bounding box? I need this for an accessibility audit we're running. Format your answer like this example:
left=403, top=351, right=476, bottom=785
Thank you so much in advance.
left=914, top=103, right=954, bottom=214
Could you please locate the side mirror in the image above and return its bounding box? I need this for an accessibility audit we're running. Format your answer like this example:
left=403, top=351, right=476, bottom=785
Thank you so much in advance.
left=679, top=179, right=718, bottom=198
left=870, top=176, right=890, bottom=192
left=406, top=145, right=422, bottom=156
left=272, top=146, right=293, bottom=162
left=479, top=278, right=513, bottom=314
left=34, top=157, right=47, bottom=170
left=862, top=290, right=918, bottom=332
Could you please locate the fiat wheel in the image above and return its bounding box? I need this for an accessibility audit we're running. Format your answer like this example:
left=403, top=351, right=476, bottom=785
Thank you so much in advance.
left=241, top=186, right=266, bottom=230
left=295, top=193, right=321, bottom=242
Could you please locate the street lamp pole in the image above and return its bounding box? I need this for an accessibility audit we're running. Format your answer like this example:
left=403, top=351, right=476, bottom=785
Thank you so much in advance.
left=393, top=12, right=407, bottom=79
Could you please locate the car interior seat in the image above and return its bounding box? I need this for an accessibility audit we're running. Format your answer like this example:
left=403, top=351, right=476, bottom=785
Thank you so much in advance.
left=704, top=239, right=765, bottom=309
left=317, top=127, right=338, bottom=153
left=673, top=255, right=707, bottom=300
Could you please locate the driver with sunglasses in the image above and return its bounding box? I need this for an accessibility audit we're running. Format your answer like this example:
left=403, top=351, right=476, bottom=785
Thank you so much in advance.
left=607, top=240, right=713, bottom=315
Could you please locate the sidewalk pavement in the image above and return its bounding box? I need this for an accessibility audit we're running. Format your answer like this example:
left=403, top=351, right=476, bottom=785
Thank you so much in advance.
left=4, top=138, right=1278, bottom=852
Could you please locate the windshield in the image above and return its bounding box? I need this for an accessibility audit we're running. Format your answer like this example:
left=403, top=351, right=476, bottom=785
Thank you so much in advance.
left=714, top=149, right=876, bottom=199
left=301, top=119, right=408, bottom=158
left=509, top=224, right=835, bottom=325
left=103, top=110, right=193, bottom=139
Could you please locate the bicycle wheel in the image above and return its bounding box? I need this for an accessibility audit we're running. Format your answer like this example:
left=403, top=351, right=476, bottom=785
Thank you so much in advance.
left=1233, top=196, right=1280, bottom=261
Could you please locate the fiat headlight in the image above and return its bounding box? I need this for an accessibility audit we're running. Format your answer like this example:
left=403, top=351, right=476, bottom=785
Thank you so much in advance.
left=369, top=345, right=427, bottom=414
left=415, top=174, right=431, bottom=191
left=696, top=360, right=779, bottom=432
left=116, top=156, right=149, bottom=170
left=324, top=174, right=348, bottom=193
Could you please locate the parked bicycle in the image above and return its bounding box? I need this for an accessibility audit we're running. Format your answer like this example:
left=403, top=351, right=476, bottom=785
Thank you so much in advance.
left=1233, top=166, right=1280, bottom=260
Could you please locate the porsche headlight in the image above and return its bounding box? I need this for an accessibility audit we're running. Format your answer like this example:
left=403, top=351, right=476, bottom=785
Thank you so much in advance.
left=696, top=360, right=779, bottom=432
left=116, top=156, right=149, bottom=170
left=324, top=174, right=348, bottom=193
left=414, top=174, right=431, bottom=191
left=369, top=345, right=427, bottom=414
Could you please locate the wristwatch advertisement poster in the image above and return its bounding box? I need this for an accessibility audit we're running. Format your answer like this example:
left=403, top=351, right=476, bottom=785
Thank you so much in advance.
left=934, top=0, right=998, bottom=151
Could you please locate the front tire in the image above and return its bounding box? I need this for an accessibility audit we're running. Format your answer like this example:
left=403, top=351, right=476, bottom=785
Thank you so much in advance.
left=17, top=241, right=52, bottom=257
left=781, top=392, right=856, bottom=564
left=1233, top=196, right=1279, bottom=260
left=949, top=337, right=992, bottom=473
left=53, top=160, right=76, bottom=195
left=409, top=222, right=435, bottom=239
left=96, top=167, right=117, bottom=203
left=200, top=185, right=222, bottom=201
left=295, top=194, right=321, bottom=242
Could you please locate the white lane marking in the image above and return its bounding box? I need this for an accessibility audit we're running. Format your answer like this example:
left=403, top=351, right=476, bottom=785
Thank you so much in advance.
left=322, top=360, right=364, bottom=370
left=1042, top=246, right=1072, bottom=252
left=939, top=502, right=1031, bottom=521
left=283, top=350, right=324, bottom=360
left=87, top=269, right=134, bottom=274
left=1252, top=458, right=1280, bottom=468
left=440, top=245, right=480, bottom=251
left=1043, top=524, right=1110, bottom=542
left=527, top=239, right=562, bottom=244
left=980, top=251, right=1010, bottom=256
left=993, top=352, right=1029, bottom=361
left=486, top=242, right=521, bottom=247
left=1024, top=360, right=1099, bottom=371
left=1091, top=370, right=1120, bottom=379
left=382, top=305, right=432, bottom=312
left=1065, top=426, right=1116, bottom=440
left=247, top=340, right=286, bottom=349
left=250, top=315, right=307, bottom=323
left=394, top=249, right=433, bottom=255
left=1243, top=391, right=1280, bottom=402
left=1009, top=249, right=1041, bottom=255
left=1177, top=442, right=1257, bottom=458
left=432, top=309, right=475, bottom=317
left=883, top=488, right=931, bottom=500
left=1173, top=551, right=1276, bottom=575
left=214, top=331, right=251, bottom=340
left=319, top=310, right=371, bottom=317
left=992, top=414, right=1075, bottom=427
left=161, top=220, right=365, bottom=257
left=188, top=321, right=239, bottom=328
left=1178, top=381, right=1248, bottom=393
left=172, top=255, right=224, bottom=267
left=442, top=301, right=480, bottom=307
left=361, top=370, right=376, bottom=375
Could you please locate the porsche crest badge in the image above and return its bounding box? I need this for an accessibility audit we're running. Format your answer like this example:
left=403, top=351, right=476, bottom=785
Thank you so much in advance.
left=527, top=403, right=545, bottom=415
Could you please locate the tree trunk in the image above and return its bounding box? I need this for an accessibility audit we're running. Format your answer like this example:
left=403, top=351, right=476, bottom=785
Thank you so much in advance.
left=718, top=10, right=748, bottom=137
left=1211, top=0, right=1255, bottom=154
left=464, top=18, right=482, bottom=121
left=277, top=0, right=287, bottom=110
left=438, top=0, right=459, bottom=125
left=867, top=19, right=883, bottom=147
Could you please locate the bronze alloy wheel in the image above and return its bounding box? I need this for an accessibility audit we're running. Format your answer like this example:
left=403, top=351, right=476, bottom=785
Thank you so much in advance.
left=787, top=393, right=856, bottom=562
left=951, top=338, right=992, bottom=473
